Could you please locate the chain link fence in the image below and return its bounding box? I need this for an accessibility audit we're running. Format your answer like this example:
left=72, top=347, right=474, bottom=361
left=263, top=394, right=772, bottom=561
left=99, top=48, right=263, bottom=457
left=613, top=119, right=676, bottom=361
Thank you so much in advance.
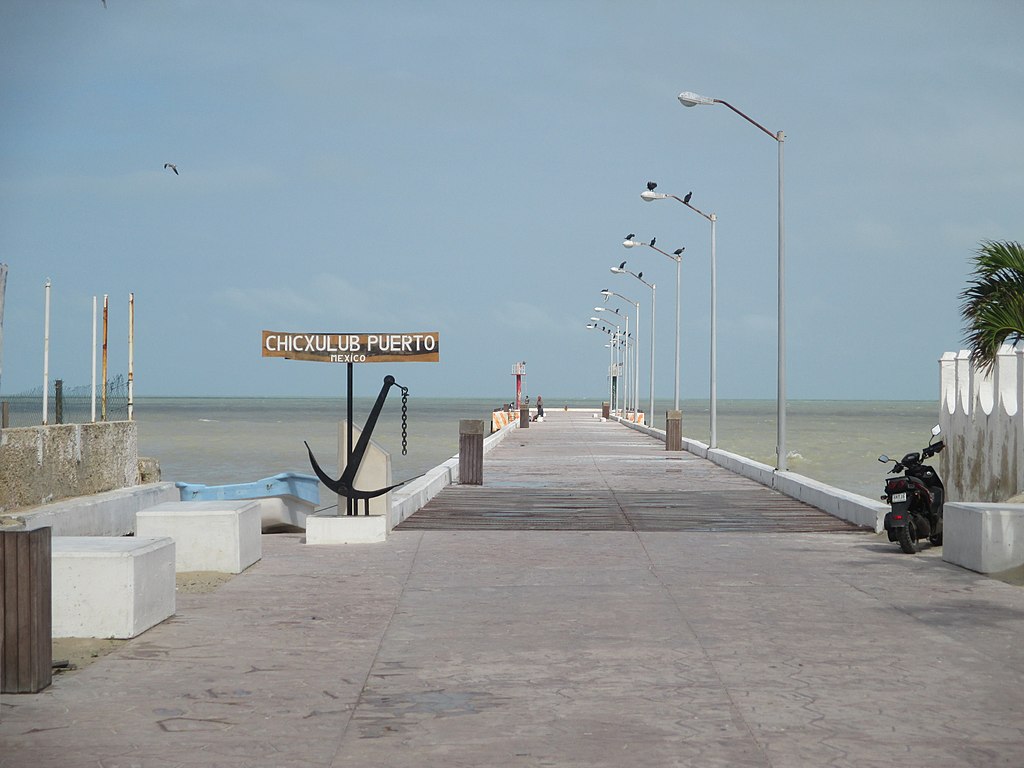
left=1, top=374, right=129, bottom=427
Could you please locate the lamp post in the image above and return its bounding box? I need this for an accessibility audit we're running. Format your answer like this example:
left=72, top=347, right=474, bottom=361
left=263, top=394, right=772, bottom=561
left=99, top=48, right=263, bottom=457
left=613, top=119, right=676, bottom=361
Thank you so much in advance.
left=611, top=262, right=656, bottom=422
left=677, top=90, right=787, bottom=470
left=601, top=288, right=641, bottom=423
left=624, top=236, right=684, bottom=412
left=587, top=320, right=618, bottom=412
left=641, top=184, right=718, bottom=448
left=593, top=306, right=629, bottom=416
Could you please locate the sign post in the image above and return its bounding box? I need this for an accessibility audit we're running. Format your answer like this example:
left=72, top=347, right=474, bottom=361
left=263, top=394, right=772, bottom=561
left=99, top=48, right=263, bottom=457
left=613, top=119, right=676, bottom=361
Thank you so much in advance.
left=262, top=330, right=439, bottom=516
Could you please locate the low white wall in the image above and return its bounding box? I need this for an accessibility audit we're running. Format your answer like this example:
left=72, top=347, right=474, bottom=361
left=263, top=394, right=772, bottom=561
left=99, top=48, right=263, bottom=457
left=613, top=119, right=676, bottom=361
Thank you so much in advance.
left=943, top=502, right=1024, bottom=574
left=939, top=347, right=1024, bottom=503
left=3, top=482, right=180, bottom=536
left=614, top=416, right=887, bottom=531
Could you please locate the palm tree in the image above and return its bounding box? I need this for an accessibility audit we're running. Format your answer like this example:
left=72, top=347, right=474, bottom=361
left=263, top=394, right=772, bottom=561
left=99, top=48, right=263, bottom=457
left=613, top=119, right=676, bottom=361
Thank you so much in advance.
left=960, top=239, right=1024, bottom=372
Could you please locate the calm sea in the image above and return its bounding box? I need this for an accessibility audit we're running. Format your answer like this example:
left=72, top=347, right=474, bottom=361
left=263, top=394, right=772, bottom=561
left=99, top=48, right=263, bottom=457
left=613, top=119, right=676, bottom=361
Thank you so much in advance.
left=134, top=397, right=941, bottom=502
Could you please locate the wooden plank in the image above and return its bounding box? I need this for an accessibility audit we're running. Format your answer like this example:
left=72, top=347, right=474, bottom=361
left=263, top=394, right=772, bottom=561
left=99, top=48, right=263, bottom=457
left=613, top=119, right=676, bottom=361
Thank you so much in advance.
left=1, top=528, right=52, bottom=694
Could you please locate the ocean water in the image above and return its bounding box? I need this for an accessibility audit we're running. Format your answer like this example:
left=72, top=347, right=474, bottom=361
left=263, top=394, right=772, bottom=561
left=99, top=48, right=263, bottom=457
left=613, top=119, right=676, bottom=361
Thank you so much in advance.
left=134, top=397, right=941, bottom=502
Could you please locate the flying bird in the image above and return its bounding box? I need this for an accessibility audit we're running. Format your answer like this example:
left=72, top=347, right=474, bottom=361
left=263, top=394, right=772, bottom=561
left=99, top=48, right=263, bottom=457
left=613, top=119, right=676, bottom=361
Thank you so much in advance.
left=683, top=191, right=692, bottom=203
left=646, top=181, right=657, bottom=191
left=618, top=261, right=627, bottom=270
left=673, top=248, right=684, bottom=256
left=649, top=237, right=656, bottom=247
left=625, top=233, right=635, bottom=240
left=163, top=163, right=178, bottom=175
left=637, top=272, right=643, bottom=280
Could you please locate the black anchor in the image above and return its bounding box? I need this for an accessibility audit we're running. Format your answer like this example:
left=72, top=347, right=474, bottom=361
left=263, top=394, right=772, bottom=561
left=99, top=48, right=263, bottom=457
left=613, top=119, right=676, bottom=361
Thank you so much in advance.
left=305, top=375, right=408, bottom=516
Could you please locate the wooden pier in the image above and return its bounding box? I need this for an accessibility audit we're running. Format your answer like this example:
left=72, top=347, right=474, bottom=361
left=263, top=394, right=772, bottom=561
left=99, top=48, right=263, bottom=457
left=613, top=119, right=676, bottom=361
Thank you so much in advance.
left=399, top=408, right=859, bottom=533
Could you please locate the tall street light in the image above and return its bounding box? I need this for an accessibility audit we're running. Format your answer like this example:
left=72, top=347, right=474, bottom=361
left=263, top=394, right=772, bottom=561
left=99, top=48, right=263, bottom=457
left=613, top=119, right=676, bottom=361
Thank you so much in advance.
left=677, top=90, right=787, bottom=471
left=641, top=183, right=718, bottom=449
left=611, top=261, right=655, bottom=422
left=593, top=305, right=629, bottom=416
left=601, top=288, right=641, bottom=422
left=587, top=320, right=618, bottom=412
left=623, top=236, right=685, bottom=411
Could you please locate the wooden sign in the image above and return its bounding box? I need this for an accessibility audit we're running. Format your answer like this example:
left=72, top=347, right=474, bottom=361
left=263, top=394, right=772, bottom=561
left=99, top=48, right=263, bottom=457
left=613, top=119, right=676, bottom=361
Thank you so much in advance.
left=261, top=331, right=440, bottom=363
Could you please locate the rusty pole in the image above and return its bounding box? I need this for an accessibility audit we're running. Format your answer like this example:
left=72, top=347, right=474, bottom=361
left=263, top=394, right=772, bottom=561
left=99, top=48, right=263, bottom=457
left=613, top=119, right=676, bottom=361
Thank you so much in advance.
left=102, top=294, right=108, bottom=421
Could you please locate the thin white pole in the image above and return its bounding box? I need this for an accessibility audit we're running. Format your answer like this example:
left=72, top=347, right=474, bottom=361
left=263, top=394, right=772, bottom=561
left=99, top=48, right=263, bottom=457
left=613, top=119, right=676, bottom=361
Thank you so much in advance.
left=42, top=280, right=51, bottom=424
left=0, top=263, right=7, bottom=396
left=102, top=294, right=108, bottom=421
left=777, top=132, right=787, bottom=471
left=128, top=292, right=134, bottom=421
left=710, top=214, right=718, bottom=449
left=649, top=284, right=656, bottom=423
left=91, top=296, right=97, bottom=422
left=674, top=256, right=681, bottom=411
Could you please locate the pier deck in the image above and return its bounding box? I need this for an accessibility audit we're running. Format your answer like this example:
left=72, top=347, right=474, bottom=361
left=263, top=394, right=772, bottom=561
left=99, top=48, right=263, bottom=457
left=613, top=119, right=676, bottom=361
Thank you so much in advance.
left=400, top=409, right=856, bottom=532
left=2, top=410, right=1023, bottom=767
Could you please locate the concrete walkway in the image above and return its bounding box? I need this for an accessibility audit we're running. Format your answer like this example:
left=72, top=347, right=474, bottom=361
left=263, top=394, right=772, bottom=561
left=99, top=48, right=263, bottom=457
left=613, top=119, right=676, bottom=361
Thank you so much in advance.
left=2, top=410, right=1023, bottom=767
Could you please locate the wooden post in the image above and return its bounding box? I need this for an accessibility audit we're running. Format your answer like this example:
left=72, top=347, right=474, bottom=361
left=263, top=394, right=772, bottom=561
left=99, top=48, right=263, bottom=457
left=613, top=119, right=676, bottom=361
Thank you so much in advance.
left=459, top=419, right=485, bottom=485
left=519, top=406, right=530, bottom=428
left=1, top=528, right=52, bottom=694
left=666, top=410, right=682, bottom=451
left=601, top=401, right=610, bottom=419
left=1, top=401, right=8, bottom=429
left=55, top=379, right=63, bottom=425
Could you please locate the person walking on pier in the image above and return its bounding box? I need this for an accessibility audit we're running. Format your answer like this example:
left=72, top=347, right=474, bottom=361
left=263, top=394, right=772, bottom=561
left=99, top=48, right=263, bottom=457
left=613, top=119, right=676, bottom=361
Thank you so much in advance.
left=536, top=395, right=544, bottom=421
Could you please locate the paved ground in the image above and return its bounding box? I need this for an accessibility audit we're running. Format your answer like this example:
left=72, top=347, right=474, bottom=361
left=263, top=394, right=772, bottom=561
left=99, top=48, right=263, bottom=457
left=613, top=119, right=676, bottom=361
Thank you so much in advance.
left=2, top=410, right=1023, bottom=767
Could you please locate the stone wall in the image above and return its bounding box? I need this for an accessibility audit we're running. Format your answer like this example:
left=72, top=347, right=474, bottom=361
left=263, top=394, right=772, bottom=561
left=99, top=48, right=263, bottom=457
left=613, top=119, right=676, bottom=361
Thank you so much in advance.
left=0, top=421, right=139, bottom=513
left=939, top=347, right=1024, bottom=503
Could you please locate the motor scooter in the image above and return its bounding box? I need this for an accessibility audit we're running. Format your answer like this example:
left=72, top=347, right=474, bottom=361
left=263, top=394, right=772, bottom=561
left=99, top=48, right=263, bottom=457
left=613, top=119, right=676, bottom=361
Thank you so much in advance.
left=879, top=425, right=945, bottom=554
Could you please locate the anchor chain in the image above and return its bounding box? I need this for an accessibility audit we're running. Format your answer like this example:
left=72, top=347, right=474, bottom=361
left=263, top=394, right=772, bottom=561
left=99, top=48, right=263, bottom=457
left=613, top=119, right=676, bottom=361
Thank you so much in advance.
left=400, top=386, right=409, bottom=455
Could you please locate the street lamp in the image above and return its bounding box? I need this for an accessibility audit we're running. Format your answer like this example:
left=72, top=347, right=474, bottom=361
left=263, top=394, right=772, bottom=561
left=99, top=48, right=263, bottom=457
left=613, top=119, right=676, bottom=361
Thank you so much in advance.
left=641, top=183, right=718, bottom=448
left=593, top=305, right=629, bottom=416
left=624, top=236, right=684, bottom=412
left=601, top=288, right=641, bottom=423
left=677, top=90, right=786, bottom=470
left=611, top=261, right=656, bottom=422
left=587, top=320, right=618, bottom=412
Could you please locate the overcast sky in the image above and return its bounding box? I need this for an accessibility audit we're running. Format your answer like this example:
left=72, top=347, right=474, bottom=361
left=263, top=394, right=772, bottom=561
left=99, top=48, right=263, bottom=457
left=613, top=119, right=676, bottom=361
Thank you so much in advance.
left=1, top=1, right=1021, bottom=401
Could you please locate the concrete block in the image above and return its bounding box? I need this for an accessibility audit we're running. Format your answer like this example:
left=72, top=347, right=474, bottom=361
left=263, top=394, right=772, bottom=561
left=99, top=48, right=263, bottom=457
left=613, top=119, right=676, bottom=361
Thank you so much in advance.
left=137, top=500, right=261, bottom=573
left=52, top=536, right=175, bottom=639
left=943, top=502, right=1024, bottom=574
left=306, top=513, right=387, bottom=544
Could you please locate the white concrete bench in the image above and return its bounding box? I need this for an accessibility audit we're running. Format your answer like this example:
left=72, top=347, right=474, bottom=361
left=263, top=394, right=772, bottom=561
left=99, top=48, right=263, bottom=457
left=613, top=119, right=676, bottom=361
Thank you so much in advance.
left=136, top=500, right=261, bottom=573
left=52, top=536, right=176, bottom=639
left=943, top=502, right=1024, bottom=574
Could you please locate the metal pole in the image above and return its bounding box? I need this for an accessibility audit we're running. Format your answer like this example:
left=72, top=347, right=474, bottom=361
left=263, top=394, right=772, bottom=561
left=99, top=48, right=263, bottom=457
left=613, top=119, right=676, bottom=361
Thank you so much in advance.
left=674, top=255, right=681, bottom=411
left=91, top=296, right=97, bottom=422
left=101, top=294, right=108, bottom=421
left=0, top=263, right=7, bottom=396
left=649, top=284, right=656, bottom=423
left=128, top=296, right=135, bottom=417
left=634, top=300, right=640, bottom=422
left=710, top=214, right=718, bottom=449
left=42, top=280, right=51, bottom=425
left=347, top=362, right=354, bottom=516
left=777, top=132, right=787, bottom=471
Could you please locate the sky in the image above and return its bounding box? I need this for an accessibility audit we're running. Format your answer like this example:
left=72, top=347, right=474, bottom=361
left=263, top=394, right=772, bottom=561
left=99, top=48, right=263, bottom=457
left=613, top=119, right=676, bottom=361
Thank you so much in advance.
left=1, top=0, right=1021, bottom=402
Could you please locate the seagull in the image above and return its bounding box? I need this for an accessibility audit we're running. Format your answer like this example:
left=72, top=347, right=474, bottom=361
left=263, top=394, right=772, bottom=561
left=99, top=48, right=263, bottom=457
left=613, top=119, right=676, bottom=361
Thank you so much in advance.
left=618, top=261, right=627, bottom=270
left=683, top=191, right=692, bottom=204
left=625, top=233, right=635, bottom=240
left=649, top=237, right=656, bottom=247
left=646, top=181, right=657, bottom=191
left=673, top=247, right=685, bottom=256
left=163, top=163, right=178, bottom=175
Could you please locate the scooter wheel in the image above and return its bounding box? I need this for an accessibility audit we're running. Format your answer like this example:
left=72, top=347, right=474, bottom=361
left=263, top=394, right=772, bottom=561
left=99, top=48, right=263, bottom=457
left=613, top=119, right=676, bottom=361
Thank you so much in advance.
left=897, top=525, right=916, bottom=554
